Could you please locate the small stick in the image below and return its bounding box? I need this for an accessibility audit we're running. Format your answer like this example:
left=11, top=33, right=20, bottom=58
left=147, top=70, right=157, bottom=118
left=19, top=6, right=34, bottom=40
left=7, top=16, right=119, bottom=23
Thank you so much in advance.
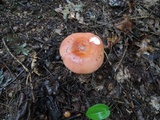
left=2, top=38, right=29, bottom=72
left=104, top=51, right=112, bottom=65
left=115, top=46, right=128, bottom=72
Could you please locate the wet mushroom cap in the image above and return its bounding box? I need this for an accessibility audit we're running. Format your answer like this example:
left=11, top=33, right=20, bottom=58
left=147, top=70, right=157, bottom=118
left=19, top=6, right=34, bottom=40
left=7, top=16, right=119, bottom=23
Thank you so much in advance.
left=59, top=33, right=104, bottom=74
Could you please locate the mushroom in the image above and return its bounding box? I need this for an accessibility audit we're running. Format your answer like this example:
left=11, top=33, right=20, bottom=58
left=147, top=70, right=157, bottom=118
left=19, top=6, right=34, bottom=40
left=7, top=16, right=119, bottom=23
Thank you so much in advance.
left=59, top=33, right=104, bottom=74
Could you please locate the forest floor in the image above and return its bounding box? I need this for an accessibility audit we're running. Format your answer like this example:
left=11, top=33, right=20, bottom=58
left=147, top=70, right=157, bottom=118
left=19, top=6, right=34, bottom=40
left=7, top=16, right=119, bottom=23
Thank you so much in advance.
left=0, top=0, right=160, bottom=120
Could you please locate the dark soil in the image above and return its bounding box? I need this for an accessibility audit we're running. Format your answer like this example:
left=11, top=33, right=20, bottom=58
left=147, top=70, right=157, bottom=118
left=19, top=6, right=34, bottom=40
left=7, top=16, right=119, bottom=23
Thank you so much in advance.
left=0, top=0, right=160, bottom=120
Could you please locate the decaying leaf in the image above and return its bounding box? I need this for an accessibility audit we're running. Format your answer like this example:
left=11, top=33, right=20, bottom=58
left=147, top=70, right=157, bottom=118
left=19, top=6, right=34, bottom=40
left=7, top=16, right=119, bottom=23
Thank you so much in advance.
left=115, top=66, right=131, bottom=83
left=6, top=34, right=19, bottom=42
left=17, top=55, right=26, bottom=63
left=106, top=34, right=121, bottom=48
left=108, top=83, right=114, bottom=91
left=54, top=2, right=84, bottom=23
left=127, top=0, right=134, bottom=13
left=115, top=16, right=133, bottom=32
left=33, top=67, right=41, bottom=76
left=5, top=35, right=30, bottom=56
left=31, top=51, right=37, bottom=69
left=54, top=24, right=64, bottom=35
left=68, top=12, right=84, bottom=24
left=30, top=51, right=42, bottom=76
left=95, top=85, right=104, bottom=91
left=135, top=39, right=154, bottom=57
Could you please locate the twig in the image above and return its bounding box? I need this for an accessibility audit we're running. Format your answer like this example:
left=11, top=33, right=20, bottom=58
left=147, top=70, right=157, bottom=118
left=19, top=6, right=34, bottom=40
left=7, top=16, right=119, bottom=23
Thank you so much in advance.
left=2, top=38, right=29, bottom=72
left=0, top=60, right=14, bottom=78
left=115, top=46, right=128, bottom=72
left=1, top=69, right=24, bottom=90
left=104, top=50, right=112, bottom=65
left=140, top=5, right=160, bottom=18
left=130, top=16, right=152, bottom=20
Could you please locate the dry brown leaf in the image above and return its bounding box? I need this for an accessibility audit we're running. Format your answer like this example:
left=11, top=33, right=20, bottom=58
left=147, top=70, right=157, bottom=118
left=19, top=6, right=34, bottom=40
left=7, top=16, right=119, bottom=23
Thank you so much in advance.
left=115, top=16, right=133, bottom=32
left=108, top=83, right=114, bottom=91
left=30, top=51, right=42, bottom=76
left=127, top=0, right=134, bottom=13
left=31, top=51, right=37, bottom=69
left=33, top=67, right=41, bottom=76
left=17, top=55, right=25, bottom=63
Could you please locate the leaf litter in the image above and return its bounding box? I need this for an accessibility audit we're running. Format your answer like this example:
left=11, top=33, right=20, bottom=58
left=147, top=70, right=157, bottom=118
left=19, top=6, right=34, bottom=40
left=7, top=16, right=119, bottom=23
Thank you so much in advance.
left=0, top=0, right=160, bottom=120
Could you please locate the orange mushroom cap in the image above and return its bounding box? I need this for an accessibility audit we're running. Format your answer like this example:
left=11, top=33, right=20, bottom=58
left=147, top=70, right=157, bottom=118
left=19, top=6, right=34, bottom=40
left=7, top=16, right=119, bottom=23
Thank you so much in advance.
left=59, top=33, right=104, bottom=74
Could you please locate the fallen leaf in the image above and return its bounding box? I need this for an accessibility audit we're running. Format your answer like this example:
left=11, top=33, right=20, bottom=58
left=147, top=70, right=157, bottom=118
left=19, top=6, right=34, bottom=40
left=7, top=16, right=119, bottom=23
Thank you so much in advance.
left=14, top=43, right=31, bottom=56
left=30, top=51, right=42, bottom=76
left=115, top=66, right=131, bottom=83
left=108, top=83, right=114, bottom=91
left=33, top=67, right=41, bottom=76
left=31, top=51, right=37, bottom=70
left=135, top=39, right=154, bottom=57
left=54, top=2, right=84, bottom=23
left=115, top=16, right=133, bottom=32
left=54, top=24, right=64, bottom=35
left=54, top=5, right=63, bottom=13
left=75, top=12, right=84, bottom=24
left=17, top=55, right=26, bottom=63
left=6, top=34, right=19, bottom=42
left=95, top=85, right=104, bottom=91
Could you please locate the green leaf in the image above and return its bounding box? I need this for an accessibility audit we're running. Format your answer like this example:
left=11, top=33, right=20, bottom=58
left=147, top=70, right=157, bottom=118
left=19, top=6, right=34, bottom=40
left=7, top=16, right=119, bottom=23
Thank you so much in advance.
left=86, top=104, right=110, bottom=120
left=14, top=43, right=30, bottom=56
left=21, top=48, right=30, bottom=56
